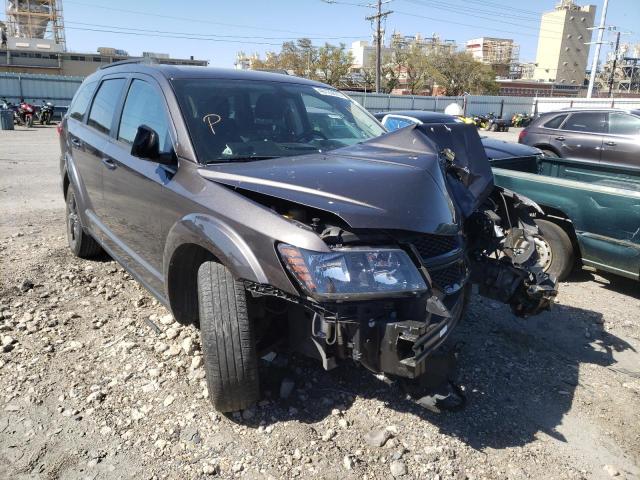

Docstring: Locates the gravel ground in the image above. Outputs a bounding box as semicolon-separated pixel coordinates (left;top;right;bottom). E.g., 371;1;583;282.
1;126;639;480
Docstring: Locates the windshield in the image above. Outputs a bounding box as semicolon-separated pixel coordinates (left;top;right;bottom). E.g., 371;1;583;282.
171;78;385;163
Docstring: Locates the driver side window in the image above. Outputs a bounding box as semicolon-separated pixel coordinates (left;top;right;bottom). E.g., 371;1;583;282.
118;79;172;155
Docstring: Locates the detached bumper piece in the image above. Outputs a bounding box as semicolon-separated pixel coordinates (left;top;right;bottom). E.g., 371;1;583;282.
470;257;556;317
379;316;457;379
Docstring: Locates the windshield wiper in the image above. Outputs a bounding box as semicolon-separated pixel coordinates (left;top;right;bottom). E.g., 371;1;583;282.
206;155;279;164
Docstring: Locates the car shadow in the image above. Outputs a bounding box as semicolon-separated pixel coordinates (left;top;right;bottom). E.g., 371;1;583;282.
566;269;639;300
236;295;634;451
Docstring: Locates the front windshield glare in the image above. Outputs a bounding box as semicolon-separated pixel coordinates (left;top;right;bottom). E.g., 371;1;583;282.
171;78;385;163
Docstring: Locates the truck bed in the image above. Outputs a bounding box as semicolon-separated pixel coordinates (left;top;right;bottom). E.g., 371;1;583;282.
490;155;640;280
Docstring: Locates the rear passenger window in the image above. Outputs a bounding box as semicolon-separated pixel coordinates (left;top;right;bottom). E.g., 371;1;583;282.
87;78;126;134
562;112;607;133
118;79;172;154
68;80;97;121
543;114;567;129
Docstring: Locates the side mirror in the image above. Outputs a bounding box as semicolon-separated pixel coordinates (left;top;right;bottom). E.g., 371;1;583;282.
131;125;160;160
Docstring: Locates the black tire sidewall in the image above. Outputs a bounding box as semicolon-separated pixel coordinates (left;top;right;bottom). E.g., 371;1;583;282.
65;186;82;256
198;262;259;412
534;219;574;280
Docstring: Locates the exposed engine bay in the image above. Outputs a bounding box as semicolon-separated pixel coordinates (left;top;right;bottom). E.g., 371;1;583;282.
200;122;558;380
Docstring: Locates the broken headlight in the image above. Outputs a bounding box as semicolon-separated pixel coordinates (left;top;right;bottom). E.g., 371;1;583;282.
278;244;427;299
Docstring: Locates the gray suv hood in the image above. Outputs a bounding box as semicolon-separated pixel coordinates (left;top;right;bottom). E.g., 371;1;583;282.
199;124;493;235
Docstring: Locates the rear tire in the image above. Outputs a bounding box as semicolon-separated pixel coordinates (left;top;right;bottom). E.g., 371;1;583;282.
66;185;102;258
198;261;259;412
533;219;575;281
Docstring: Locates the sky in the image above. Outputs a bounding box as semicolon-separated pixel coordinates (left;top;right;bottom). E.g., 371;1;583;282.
3;0;639;67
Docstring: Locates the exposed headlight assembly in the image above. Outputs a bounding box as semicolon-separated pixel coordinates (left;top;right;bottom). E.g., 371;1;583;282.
278;244;427;300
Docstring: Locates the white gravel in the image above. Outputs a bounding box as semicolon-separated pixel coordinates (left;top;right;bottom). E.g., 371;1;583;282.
1;126;639;479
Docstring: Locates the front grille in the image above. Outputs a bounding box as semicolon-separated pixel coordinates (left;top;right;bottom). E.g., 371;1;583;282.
410;234;459;259
429;262;466;292
408;234;466;293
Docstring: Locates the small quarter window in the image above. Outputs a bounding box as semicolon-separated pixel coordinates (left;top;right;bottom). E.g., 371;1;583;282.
68;80;97;121
543;114;567;129
87;78;126;134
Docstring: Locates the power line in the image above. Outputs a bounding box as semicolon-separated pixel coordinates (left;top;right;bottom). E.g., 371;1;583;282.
63;0;334;36
62;20;367;41
401;0;575;34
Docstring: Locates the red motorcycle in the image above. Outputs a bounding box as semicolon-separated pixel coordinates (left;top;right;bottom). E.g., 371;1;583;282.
16;99;35;128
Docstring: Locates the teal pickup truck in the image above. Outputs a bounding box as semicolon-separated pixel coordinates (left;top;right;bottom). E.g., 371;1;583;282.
491;155;640;281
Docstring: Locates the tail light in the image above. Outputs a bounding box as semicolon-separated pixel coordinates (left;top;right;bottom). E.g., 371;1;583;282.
56;123;63;136
518;129;528;143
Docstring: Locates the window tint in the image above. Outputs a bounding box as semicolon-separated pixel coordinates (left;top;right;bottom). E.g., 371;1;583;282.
87;78;126;134
68;80;97;121
562;112;607;133
543;114;567;129
608;113;640;136
118;79;172;154
384;116;417;131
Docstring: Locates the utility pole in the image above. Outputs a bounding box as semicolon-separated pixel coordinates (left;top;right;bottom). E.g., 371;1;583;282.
365;0;392;93
586;0;609;98
608;30;621;97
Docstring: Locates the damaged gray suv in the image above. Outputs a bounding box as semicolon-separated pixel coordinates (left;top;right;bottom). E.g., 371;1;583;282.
59;62;557;412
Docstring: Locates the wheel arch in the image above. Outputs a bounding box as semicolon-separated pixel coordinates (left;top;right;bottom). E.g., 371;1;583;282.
537;205;582;265
163;214;269;326
533;144;561;157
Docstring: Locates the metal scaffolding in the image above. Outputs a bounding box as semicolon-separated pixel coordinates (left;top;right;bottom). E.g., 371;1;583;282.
5;0;66;50
596;43;640;94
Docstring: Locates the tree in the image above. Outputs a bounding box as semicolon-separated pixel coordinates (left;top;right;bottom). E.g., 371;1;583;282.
426;52;499;96
391;44;430;94
316;43;354;87
249;39;353;87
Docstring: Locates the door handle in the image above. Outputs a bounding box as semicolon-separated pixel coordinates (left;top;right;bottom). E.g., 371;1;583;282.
605;141;616;146
70;137;82;147
101;157;117;170
554;136;565;141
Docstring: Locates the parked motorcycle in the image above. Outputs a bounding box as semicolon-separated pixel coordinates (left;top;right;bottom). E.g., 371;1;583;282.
16;99;35;128
484;112;509;132
511;112;532;128
472;114;489;129
37;100;55;125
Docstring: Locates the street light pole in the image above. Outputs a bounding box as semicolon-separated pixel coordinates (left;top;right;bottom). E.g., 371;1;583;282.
587;0;609;98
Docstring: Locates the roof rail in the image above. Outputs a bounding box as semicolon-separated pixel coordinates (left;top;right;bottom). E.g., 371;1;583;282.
99;57;158;70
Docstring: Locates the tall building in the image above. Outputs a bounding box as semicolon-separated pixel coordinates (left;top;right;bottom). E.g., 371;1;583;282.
533;0;596;86
465;37;519;78
389;32;457;56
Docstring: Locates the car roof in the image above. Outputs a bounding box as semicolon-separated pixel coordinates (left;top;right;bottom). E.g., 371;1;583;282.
374;110;457;123
90;61;330;88
542;107;640;115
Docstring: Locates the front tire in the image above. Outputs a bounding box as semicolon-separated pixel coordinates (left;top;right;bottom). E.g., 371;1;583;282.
533;219;575;280
198;262;259;412
66;185;102;258
26;115;33;128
